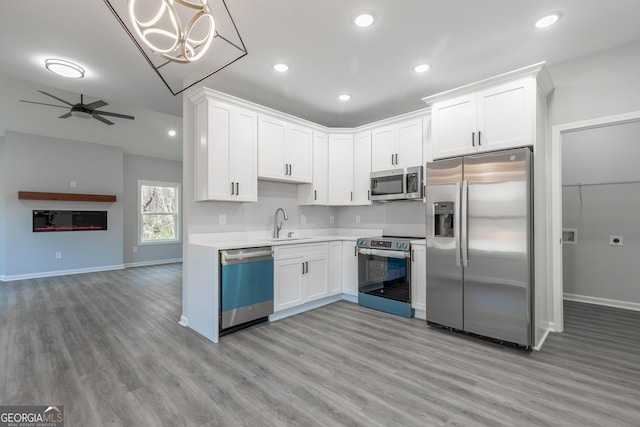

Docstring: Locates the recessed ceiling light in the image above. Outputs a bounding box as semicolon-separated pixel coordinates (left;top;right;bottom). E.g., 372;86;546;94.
354;13;375;27
44;58;85;78
414;64;431;73
338;94;351;101
273;63;289;72
168;129;177;137
535;14;559;29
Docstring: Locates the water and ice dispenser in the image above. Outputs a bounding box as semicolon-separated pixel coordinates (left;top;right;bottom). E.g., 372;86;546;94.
434;202;454;237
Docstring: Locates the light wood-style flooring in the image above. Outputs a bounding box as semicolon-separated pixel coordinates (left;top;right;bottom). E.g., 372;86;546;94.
1;264;639;426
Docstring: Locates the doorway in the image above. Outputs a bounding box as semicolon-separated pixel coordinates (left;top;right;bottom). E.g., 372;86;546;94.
550;111;640;332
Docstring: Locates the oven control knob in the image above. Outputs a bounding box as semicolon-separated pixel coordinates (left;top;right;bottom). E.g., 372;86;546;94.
401;242;407;249
395;242;400;248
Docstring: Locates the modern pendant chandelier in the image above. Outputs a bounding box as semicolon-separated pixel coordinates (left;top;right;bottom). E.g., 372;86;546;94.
128;0;216;64
103;0;247;96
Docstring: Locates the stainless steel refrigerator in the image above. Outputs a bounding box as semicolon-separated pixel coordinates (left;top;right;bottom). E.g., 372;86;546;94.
425;147;533;348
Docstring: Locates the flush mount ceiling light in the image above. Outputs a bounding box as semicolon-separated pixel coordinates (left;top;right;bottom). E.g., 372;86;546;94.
354;13;375;27
414;63;431;73
44;59;85;78
535;14;559;29
338;94;351;101
273;63;289;72
103;0;247;96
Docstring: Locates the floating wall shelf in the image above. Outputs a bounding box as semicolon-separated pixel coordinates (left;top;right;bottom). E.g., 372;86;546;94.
18;191;117;203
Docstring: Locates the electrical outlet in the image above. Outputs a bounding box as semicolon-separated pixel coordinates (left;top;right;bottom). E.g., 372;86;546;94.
55;252;63;259
610;236;623;246
329;215;335;224
300;214;306;224
355;215;361;224
132;246;138;253
219;214;226;225
70;180;77;188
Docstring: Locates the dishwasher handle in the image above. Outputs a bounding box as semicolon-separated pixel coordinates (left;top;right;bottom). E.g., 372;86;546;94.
220;247;273;265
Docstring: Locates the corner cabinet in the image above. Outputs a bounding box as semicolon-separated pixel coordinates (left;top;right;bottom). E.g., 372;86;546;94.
425;62;553;160
298;131;329;205
189;89;258;202
328;133;355;205
258;114;313;183
371;118;423;171
353;131;372;205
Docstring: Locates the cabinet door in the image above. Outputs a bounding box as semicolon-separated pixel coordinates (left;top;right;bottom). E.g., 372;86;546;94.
411;245;426;312
353;131;372;205
328;242;343;296
396;118;423;168
328;134;354;205
274;258;304;312
312;132;329;204
258;115;287;180
342;241;358;296
304;256;329;302
230;107;258;202
431;94;477;159
287;124;313;183
476;79;534;152
371;125;396;171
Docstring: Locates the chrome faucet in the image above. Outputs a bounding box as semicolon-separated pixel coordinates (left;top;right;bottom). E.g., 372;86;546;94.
273;208;289;238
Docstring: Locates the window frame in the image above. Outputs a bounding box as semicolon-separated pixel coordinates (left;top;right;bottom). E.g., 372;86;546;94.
137;179;181;245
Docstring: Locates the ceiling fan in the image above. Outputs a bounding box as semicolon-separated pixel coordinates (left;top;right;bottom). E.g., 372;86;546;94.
20;90;135;125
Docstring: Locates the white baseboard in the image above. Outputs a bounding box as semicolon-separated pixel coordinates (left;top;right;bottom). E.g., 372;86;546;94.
124;258;182;268
533;328;551;351
3;264;125;282
179;315;189;327
564;293;640;312
341;293;358;303
413;308;426;320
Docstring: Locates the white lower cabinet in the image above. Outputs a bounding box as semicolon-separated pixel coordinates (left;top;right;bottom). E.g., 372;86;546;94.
329;242;343;295
342;240;358;296
274;243;329;312
411;244;426;313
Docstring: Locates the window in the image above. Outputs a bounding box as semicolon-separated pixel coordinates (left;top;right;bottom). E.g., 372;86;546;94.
138;180;180;244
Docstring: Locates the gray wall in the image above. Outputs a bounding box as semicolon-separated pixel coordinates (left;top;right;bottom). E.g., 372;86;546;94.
562;121;640;304
3;131;124;278
0;136;5;278
336;202;425;238
123;153;183;266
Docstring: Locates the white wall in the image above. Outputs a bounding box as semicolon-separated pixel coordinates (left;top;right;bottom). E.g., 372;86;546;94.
562;121;640;305
3;131;124;278
123;154;183;266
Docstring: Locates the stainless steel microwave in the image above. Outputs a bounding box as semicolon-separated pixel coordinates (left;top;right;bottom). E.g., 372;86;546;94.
370;166;423;202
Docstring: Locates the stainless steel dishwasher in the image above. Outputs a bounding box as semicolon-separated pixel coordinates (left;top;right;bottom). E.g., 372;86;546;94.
219;246;274;335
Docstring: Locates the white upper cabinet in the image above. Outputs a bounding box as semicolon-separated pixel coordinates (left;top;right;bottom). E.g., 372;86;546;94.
425;63;554;161
190;93;257;202
298;131;329;205
371;118;423;171
353;131;372;205
328;133;354;205
258;114;312;183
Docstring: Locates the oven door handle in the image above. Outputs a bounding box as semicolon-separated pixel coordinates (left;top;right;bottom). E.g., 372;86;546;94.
356;248;410;258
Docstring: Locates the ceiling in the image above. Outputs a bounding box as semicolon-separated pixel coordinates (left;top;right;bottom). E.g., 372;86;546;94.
2;0;640;161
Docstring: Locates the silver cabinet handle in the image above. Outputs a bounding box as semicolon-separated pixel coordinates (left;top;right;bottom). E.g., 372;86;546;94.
395;153;399;165
472;132;475;147
284;164;288;175
350;191;353;201
478;130;482;146
411;249;415;262
391;154;394;165
368;190;370;200
306;261;309;274
289;164;292;176
314;190;317;201
231;182;235;195
236;182;239;195
302;262;305;275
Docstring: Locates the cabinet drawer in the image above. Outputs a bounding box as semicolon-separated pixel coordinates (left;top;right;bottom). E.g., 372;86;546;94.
274;242;328;260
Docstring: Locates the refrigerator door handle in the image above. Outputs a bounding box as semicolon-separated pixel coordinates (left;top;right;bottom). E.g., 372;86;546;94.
461;180;469;267
455;181;462;267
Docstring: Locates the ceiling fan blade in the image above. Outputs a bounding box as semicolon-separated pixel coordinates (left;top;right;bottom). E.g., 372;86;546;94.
59;112;72;119
84;100;108;110
92;110;135;120
92;114;114;125
19;100;69;109
37;90;75;107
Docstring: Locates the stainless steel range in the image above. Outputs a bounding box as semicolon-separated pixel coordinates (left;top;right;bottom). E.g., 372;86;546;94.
355;236;415;318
